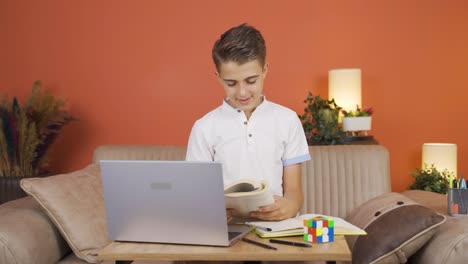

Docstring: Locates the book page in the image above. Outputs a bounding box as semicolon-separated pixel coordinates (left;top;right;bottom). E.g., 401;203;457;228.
224;180;274;216
254;227;303;238
224;180;259;194
247;218;302;232
225;188;274;217
246;214;366;237
297;214;366;235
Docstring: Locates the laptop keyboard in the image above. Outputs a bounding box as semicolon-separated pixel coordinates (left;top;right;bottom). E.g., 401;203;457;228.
228;231;242;240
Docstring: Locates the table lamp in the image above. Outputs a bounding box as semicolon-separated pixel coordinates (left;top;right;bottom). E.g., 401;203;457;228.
328;68;375;143
422;143;457;175
328;68;361;114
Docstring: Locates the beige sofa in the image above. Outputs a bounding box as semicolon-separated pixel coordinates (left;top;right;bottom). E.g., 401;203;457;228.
0;145;466;264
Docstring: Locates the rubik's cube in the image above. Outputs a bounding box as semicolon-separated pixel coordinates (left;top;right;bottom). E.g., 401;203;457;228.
303;216;334;243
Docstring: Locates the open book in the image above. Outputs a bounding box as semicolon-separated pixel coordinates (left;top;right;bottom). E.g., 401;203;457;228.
224;179;275;217
246;214;367;238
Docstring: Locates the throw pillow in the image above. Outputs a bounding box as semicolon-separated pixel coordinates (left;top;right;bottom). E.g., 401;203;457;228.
20;164;109;263
346;192;446;264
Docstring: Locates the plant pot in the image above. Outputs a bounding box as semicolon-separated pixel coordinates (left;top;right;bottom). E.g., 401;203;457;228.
342;116;372;132
0;176;32;205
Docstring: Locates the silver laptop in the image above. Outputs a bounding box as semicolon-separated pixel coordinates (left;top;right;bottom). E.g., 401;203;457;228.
100;160;252;246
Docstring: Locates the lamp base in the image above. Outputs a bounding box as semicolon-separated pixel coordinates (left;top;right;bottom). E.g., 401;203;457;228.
343;135;378;145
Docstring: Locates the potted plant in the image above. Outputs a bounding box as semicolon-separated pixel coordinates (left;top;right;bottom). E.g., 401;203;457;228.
0;81;76;204
341;105;374;136
299;91;344;145
409;164;452;194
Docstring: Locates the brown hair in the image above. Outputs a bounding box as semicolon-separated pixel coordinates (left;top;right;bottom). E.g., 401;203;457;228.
212;23;266;72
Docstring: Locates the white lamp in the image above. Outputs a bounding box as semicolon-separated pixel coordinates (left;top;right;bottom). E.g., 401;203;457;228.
328;68;362;112
422;143;457;175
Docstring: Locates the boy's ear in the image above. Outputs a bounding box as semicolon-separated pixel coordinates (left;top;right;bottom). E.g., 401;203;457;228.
215;71;224;86
215;71;222;81
263;63;269;77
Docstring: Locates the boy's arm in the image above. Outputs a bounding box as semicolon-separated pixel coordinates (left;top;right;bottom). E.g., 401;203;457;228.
186;121;213;161
249;163;303;221
282;163;304;215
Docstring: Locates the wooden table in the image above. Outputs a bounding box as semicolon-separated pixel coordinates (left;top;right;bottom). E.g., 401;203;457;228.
98;232;351;263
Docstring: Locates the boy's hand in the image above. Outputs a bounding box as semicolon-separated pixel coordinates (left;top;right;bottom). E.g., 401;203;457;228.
226;208;237;223
249;195;298;221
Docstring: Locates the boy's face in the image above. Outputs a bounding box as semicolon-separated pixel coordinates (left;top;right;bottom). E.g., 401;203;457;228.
216;59;268;116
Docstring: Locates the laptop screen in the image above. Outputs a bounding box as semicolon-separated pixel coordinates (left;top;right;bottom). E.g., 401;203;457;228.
100;160;249;246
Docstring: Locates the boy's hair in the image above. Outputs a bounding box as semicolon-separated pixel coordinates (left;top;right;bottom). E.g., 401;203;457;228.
212;23;266;72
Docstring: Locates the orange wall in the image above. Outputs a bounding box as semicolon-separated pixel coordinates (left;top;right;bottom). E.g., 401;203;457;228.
2;0;468;192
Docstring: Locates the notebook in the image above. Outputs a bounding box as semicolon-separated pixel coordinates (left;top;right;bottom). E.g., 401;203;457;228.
100;160;252;246
246;214;367;238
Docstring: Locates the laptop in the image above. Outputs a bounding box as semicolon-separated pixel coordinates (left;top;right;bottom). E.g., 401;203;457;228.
99;160;252;246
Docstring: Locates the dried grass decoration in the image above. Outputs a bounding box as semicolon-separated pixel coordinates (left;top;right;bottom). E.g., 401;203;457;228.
0;81;76;177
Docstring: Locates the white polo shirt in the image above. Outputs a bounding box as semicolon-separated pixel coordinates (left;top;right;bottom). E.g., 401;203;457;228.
186;97;311;196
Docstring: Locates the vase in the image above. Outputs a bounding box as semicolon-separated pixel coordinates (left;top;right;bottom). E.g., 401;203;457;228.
342;116;372;132
0;176;32;205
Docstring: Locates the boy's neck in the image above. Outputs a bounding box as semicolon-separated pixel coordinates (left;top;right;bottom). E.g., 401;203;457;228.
243;96;264;120
224;96;265;120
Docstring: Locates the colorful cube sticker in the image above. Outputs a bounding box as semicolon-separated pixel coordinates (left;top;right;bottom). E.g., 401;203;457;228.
303;216;335;243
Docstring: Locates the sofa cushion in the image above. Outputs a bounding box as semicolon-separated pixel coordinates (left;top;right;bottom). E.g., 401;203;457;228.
20;164;109;263
346;192;446;264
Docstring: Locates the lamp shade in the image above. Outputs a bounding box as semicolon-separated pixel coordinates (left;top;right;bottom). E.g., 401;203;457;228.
422;143;457;175
328;68;361;111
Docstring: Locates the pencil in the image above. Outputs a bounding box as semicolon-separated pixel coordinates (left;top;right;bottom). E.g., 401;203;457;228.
242;237;277;250
269;239;312;248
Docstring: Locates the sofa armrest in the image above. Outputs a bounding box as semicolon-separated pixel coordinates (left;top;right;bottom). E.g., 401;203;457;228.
401;190;468;263
0;197;70;264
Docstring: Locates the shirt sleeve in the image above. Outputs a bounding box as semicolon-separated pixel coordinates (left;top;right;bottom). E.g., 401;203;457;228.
186;120;214;161
282;114;311;166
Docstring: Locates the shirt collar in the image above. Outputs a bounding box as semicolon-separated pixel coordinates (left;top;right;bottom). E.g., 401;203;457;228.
222;95;268;113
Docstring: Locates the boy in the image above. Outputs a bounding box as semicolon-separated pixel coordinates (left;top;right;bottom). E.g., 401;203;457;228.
186;23;310;222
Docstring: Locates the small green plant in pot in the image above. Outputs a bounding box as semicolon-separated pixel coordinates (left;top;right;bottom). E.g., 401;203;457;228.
409;164;453;194
341;105;374;136
299;91;344;145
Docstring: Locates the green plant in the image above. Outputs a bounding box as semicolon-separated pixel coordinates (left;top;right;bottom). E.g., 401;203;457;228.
409;164;453;194
342;105;374;117
0;81;76;177
299;91;344;145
